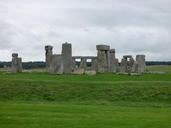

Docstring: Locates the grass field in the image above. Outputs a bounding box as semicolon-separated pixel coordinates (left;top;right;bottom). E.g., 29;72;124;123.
0;66;171;128
146;65;171;73
0;102;170;128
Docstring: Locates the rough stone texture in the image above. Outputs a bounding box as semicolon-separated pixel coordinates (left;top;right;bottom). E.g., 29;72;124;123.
120;55;145;74
17;58;22;72
114;58;119;72
109;49;117;72
72;56;97;71
131;61;137;73
79;58;87;69
127;57;134;73
136;55;145;73
120;55;134;73
96;45;110;51
49;54;63;74
62;42;72;74
91;58;97;71
45;45;64;74
96;45;110;73
120;58;127;72
72;68;85;75
85;70;96;75
71;58;77;71
44;43;146;75
45;45;53;69
11;53;22;73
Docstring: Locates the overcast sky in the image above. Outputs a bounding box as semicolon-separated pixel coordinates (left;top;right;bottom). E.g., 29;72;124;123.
0;0;171;61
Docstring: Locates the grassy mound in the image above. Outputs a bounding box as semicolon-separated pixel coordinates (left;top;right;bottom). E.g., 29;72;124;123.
0;72;170;106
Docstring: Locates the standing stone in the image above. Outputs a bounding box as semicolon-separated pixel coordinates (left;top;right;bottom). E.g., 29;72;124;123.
127;56;134;74
17;58;22;72
91;58;97;71
45;45;53;69
136;55;145;73
114;58;119;72
96;45;110;73
62;42;72;73
120;57;127;73
49;54;63;74
11;53;22;73
79;58;87;69
109;49;117;72
120;55;134;73
71;58;77;71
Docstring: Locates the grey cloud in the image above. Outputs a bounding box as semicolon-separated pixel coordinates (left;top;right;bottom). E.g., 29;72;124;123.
0;0;171;61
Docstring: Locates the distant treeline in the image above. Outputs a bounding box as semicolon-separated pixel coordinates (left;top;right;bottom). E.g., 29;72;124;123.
0;61;46;69
145;61;171;66
0;61;170;69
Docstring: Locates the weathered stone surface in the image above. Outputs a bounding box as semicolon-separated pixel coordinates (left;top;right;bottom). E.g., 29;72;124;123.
91;58;97;71
45;45;53;69
96;45;110;51
45;43;73;74
130;73;141;76
72;68;85;75
120;58;127;72
11;53;22;73
85;70;96;75
114;58;119;72
44;43;146;75
49;54;63;74
96;45;110;73
79;58;87;69
71;58;77;71
62;42;72;74
17;58;22;72
109;49;117;72
136;55;145;73
120;55;134;73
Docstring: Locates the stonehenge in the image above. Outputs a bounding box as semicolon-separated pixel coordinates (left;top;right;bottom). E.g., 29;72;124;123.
45;42;73;74
9;43;145;74
96;45;110;73
11;53;22;73
45;43;146;74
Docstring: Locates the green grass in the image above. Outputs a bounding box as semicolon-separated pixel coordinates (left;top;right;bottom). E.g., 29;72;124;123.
0;71;171;128
0;102;170;128
146;65;171;73
0;72;171;104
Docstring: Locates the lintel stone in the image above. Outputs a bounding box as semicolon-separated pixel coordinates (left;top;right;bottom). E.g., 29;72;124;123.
96;45;110;51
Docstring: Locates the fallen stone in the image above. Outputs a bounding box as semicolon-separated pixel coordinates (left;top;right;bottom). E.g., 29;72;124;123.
72;68;85;75
85;70;96;75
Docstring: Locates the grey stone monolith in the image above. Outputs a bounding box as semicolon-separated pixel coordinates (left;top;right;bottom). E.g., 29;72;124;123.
120;55;134;73
62;42;72;73
120;57;127;72
49;54;63;74
45;45;53;69
96;45;110;73
114;58;119;72
79;58;87;69
17;57;22;72
91;58;97;71
136;55;145;73
109;49;117;72
11;53;22;73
